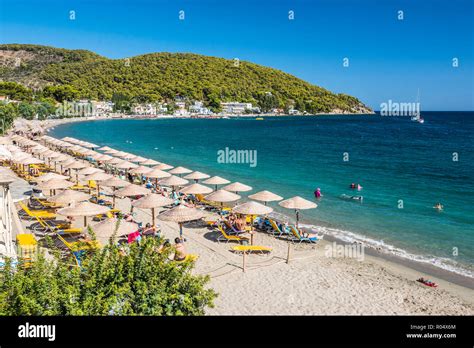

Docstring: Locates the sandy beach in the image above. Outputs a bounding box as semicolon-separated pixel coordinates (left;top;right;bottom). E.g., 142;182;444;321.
8;171;472;315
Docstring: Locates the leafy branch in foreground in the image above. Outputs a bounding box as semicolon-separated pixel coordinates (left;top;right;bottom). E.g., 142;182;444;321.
0;237;217;315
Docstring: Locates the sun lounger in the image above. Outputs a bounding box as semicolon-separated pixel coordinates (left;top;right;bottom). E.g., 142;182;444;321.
224;220;247;235
18;201;56;220
232;245;272;254
174;254;198;263
31;215;82;235
268;219;291;238
289;225;320;244
55;233;100;252
216;224;249;244
30;197;62;210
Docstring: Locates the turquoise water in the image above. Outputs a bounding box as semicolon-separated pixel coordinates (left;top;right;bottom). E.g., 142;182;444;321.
50;112;474;276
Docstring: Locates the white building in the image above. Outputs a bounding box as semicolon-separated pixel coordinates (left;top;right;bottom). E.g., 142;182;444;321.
189;101;211;115
174;101;189;116
220;102;253;114
132;103;157;115
92;101;114;116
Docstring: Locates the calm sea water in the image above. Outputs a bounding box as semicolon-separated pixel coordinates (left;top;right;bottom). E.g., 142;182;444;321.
50;112;474;277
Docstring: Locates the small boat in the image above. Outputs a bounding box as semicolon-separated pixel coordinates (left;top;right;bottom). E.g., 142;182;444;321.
255;117;264;120
411;89;424;124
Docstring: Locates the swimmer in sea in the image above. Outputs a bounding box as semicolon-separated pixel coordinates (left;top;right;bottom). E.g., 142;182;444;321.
433;203;443;211
314;187;322;198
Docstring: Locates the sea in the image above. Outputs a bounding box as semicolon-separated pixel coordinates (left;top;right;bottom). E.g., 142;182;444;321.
50;112;474;278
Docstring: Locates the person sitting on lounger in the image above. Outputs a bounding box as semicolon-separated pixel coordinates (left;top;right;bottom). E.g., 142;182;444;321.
174;237;187;261
157;239;171;253
235;215;247;231
142;223;157;237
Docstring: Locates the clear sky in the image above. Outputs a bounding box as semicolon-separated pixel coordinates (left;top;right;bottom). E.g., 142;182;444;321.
0;0;473;110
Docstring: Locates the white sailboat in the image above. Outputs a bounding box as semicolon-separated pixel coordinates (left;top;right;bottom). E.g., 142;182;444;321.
411;89;424;124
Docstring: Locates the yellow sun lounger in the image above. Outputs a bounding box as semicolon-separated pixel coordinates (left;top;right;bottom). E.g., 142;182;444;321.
232;245;272;254
174;254;198;263
16;233;37;268
216;224;249;244
33;215;82;235
18;202;56;220
56;233;100;252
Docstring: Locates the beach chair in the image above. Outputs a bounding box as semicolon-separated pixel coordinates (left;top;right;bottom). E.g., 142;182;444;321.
232;245;272;255
55;233;100;252
216;224;249;244
174;254;198;263
18;201;56;220
224;220;247;235
16;234;37;268
268;219;291;239
289;225;320;244
30;197;62;210
31;215;82;235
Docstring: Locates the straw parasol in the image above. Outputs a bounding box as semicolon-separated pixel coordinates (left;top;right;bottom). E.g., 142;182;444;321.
114;151;128;157
129;166;152;175
141;158;159;166
278;196;317;227
183;171;210;182
145;168;171;179
169;166;192;175
114;160;138;169
37;178;74;192
77;167;103;176
99;146;113;151
205;189;240;212
132;194;174;226
158;175;188;191
179;183;213;195
232;201;273;245
115;184;150;197
278;196;317;264
87;218;138;244
153;163;174;170
48;189;90;205
100;177;130;207
104;157;123;165
65;160;89;183
84;172;114;196
158;204;204;238
34;172;70;182
104;149;119;155
57;201;110;226
119;153;136;160
203;175;230;188
222;182;253;193
129;155;148;164
248;190;283;205
20;157;44;165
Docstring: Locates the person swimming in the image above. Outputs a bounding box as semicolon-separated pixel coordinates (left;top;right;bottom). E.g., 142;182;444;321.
434;203;444;211
350;183;356;189
314;187;322;198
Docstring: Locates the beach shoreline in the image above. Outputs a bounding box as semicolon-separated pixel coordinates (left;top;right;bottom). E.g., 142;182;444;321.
36;117;474;289
6;131;474;315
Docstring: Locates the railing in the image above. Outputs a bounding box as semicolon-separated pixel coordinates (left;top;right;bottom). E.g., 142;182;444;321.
0;182;17;259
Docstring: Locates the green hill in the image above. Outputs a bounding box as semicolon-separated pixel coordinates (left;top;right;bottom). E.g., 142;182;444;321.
0;44;372;114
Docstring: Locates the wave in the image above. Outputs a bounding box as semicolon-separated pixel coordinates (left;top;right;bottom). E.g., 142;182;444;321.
300;223;474;279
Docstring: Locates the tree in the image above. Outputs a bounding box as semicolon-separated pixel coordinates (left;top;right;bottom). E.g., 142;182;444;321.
18;102;36;120
0;103;18;134
42;85;79;102
0;82;33;101
0;236;217;315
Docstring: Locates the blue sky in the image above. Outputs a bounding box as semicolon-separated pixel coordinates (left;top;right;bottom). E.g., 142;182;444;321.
0;0;472;110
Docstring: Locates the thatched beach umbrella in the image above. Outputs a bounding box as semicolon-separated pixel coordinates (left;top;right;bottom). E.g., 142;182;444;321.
57;201;110;226
129;165;152;175
99;146;113;151
65;160;89;183
278;196;317;264
153;163;174;170
100;177;130;207
114;151;128;158
37;179;74;194
115;160;138;169
179;183;213;195
132;194;174;227
183;171;210;183
115;184;151;212
104;149;119;155
169;166;192;176
202;175;230;190
104;157;123;165
141;158;159;166
78;167;103;176
232;200;273;248
144;168;171;189
87;218;139;245
84;172;113;196
158;175;188;191
222;182;253;194
48;189;90;206
205;189;240;212
248;190;283;206
278;196;317;228
158;204;204;239
129;155;148;164
34;172;70;182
